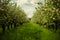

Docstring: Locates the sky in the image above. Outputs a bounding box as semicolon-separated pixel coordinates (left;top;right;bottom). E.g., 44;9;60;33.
13;0;44;18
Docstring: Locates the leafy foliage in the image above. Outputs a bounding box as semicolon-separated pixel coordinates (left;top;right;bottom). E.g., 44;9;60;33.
32;0;60;31
0;0;27;32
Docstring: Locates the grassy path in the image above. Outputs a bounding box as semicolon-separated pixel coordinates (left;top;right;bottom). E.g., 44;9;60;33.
0;22;59;40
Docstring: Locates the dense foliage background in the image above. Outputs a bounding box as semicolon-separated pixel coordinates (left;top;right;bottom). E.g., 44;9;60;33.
0;0;27;32
32;0;60;31
0;0;60;40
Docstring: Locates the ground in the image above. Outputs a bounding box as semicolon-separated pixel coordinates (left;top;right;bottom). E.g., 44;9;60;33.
0;22;60;40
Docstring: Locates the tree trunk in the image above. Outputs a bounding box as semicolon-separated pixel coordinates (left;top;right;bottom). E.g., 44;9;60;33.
20;22;23;25
2;24;5;32
7;24;10;30
14;23;16;28
11;23;12;28
55;23;58;31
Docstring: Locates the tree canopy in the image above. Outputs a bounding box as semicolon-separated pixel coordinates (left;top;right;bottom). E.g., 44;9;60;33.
0;0;27;32
32;0;60;31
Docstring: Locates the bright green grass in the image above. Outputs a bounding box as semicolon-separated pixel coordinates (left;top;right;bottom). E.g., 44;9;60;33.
0;22;59;40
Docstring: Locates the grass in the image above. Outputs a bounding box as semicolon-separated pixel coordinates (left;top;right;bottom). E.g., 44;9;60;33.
0;22;59;40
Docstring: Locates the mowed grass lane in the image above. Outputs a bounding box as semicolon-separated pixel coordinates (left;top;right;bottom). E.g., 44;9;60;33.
0;22;59;40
